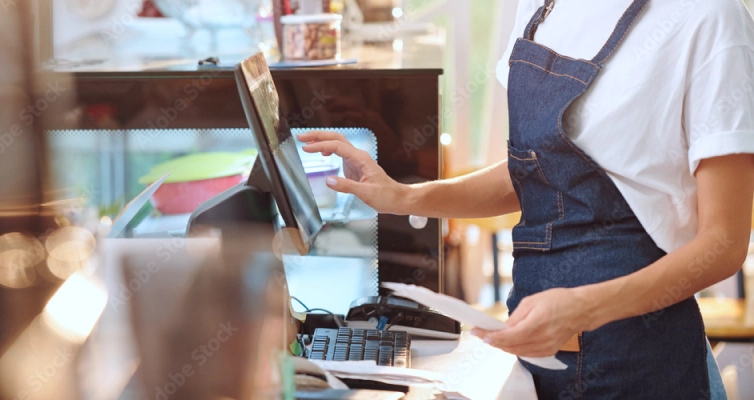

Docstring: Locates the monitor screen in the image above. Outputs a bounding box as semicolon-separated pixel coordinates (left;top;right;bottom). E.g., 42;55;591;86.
235;53;323;255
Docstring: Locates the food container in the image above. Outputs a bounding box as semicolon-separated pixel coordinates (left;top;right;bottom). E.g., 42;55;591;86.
281;13;342;60
139;151;256;215
303;160;340;208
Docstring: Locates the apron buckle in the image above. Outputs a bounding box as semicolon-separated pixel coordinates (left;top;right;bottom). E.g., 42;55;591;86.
543;1;555;20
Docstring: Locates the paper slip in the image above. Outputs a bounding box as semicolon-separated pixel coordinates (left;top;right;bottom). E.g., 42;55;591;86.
309;360;445;389
382;282;567;370
293;357;349;389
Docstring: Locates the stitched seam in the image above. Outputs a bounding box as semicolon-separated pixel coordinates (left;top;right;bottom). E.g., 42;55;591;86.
513;221;552;247
577;334;584;396
509;153;535;161
556;76;602;170
557;191;564;221
531;153;551;184
510;60;589;85
593;0;649;65
519;39;602;70
513;245;549;251
692;299;712;396
524;6;547;41
510;174;526;227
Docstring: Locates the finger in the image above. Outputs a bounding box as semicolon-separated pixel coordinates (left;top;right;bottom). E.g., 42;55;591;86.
297;130;348;144
325;176;365;196
302;141;367;166
484;322;538;348
471;328;489;337
505;344;559;358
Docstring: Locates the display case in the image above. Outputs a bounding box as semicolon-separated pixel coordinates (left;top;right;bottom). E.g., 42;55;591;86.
44;62;443;311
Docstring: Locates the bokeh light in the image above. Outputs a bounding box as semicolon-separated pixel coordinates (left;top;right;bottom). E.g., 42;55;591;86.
0;233;44;288
42;272;108;343
45;226;96;280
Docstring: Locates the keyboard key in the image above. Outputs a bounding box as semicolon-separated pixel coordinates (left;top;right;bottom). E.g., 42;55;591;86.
393;356;409;368
307;328;411;368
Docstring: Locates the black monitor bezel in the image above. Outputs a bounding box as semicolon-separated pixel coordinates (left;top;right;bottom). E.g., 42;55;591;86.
234;54;322;254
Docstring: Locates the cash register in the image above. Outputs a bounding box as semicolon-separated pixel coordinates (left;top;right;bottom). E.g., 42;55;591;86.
186;53;461;374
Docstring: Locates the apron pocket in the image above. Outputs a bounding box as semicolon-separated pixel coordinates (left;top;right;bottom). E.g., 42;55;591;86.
508;141;564;251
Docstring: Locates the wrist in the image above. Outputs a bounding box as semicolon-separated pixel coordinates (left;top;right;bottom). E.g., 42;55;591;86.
573;285;614;332
391;183;416;215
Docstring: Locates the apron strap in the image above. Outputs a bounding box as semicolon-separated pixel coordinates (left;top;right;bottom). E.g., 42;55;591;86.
591;0;650;66
522;0;650;66
523;0;554;41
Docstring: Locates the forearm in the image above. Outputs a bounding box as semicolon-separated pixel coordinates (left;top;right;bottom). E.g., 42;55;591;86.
576;228;749;332
576;155;754;331
396;160;520;218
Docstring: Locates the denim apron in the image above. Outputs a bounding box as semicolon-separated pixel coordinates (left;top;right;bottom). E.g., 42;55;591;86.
505;1;723;398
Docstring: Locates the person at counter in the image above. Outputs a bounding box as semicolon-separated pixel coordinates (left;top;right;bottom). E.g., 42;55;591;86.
299;0;754;398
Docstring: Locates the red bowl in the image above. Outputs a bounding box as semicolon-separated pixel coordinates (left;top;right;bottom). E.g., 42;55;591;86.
150;174;246;215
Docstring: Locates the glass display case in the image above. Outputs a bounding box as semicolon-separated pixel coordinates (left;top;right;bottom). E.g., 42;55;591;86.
45;63;443;310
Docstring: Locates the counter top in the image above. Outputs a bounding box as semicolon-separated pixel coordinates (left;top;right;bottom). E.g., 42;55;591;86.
699;298;754;341
46;18;444;77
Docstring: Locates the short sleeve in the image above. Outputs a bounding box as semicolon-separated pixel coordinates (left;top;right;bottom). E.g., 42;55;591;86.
496;0;539;88
684;45;754;174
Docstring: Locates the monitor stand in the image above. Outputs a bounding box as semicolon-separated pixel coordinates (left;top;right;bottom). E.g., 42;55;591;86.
186;158;277;237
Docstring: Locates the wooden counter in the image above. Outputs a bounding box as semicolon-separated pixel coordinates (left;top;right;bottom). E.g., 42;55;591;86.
699;298;754;342
478;299;754;343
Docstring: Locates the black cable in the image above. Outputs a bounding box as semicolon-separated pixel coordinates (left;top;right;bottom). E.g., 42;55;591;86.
385;312;404;331
297;336;308;357
306;308;344;328
290;296;310;311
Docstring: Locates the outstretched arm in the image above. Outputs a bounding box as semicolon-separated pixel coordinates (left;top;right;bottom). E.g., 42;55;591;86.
298;130;520;218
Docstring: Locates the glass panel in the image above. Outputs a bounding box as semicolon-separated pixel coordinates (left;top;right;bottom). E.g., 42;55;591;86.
47;128;257;236
287;127;379;312
47;126;380;311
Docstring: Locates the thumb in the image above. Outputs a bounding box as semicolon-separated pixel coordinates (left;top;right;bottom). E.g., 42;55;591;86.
506;303;533;327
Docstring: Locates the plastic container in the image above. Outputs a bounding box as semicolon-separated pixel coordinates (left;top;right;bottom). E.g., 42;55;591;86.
304;160;340;208
281;13;342;60
139;151;256;215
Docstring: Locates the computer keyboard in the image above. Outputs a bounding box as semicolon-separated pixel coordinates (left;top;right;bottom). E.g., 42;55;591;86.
308;327;411;368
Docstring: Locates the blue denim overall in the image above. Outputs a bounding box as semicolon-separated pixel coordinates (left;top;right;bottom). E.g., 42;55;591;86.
506;1;724;398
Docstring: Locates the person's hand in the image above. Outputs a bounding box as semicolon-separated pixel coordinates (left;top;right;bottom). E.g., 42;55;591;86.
472;288;595;357
297;130;407;214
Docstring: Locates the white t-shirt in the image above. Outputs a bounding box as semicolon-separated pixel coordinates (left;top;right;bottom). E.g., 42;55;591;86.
497;0;754;253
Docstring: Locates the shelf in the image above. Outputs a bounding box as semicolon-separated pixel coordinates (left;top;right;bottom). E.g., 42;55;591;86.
131;191;376;238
